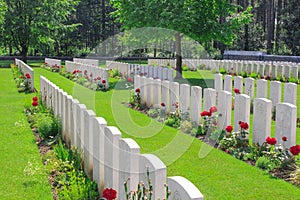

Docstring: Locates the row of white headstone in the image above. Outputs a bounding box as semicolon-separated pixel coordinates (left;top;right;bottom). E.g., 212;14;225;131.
45;58;61;67
148;58;176;68
39;76;204;200
65;61;109;89
106;61;174;81
148;58;300;79
214;74;297;108
73;58;99;67
15;58;34;91
134;75;297;148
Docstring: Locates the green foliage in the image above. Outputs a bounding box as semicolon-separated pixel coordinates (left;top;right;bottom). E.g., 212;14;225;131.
36;114;61;140
180;120;193;134
209;130;225;142
255;156;276;172
110;69;122;78
241;71;248;78
250;72;259;79
182;65;189;71
288;77;298;84
219;68;227;75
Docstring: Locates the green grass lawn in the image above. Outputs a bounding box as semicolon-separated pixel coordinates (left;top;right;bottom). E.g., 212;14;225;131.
33;68;300;200
0;69;52;200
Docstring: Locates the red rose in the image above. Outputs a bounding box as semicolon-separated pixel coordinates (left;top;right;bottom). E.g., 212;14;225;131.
127;77;133;82
32;101;38;107
135;88;140;93
25;73;31;79
72;70;77;74
234;88;240;94
102;80;106;84
161;102;165;107
209;106;217;113
225;125;233;133
84;70;87;75
225;149;230;154
103;188;117;200
32;96;38;102
239;122;249;130
97;76;101;80
90;73;93;77
200;111;211;117
290;145;300;156
266;136;277;145
282;136;287;141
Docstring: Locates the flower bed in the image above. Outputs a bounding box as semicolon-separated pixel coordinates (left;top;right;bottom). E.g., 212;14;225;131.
11;64;33;93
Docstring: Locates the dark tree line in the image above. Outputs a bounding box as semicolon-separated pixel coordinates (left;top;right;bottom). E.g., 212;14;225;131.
232;0;300;55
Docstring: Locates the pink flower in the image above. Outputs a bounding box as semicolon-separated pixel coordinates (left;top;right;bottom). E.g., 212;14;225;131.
127;77;133;82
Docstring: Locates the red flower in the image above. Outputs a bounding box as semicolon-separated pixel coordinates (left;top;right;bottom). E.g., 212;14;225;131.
102;80;106;84
225;149;230;154
19;75;23;79
103;188;117;200
200;111;211;117
225;125;233;133
135;88;140;93
97;76;101;80
72;70;77;74
290;145;300;156
234;88;240;94
209;106;217;113
161;102;165;107
32;101;38;107
90;73;93;77
239;121;249;130
127;77;133;82
282;136;287;142
32;96;38;102
25;73;31;79
84;70;87;75
266;136;277;145
94;78;97;81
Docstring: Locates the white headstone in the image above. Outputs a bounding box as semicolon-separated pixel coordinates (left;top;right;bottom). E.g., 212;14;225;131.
218;91;232;130
275;103;297;148
190;86;202;123
139;154;166;199
234;76;243;93
244;78;254;99
214;73;223;92
118;138;140;199
180;84;191;114
224;75;232;92
93;117;107;194
234;94;250;132
153;79;162;108
284;83;297;105
168;176;204;200
270;81;282;112
253;98;272;145
104;126;121;189
161;80;170;113
203;88;216;111
256;79;268;98
170;82;180;113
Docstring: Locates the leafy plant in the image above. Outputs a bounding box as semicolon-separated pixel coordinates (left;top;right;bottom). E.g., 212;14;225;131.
255;156;276;172
250;72;259;79
180;120;193;134
219;68;226;75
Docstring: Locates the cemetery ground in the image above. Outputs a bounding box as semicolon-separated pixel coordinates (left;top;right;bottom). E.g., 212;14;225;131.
33;66;300;199
1;62;300;199
0;69;52;199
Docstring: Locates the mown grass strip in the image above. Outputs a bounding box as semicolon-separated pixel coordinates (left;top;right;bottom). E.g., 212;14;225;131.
0;68;52;200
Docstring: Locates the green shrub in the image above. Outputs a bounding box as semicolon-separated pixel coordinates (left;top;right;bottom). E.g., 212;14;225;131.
182;65;189;71
219;68;226;75
255;156;276;171
37;115;61;140
209;130;225;142
288;77;298;84
241;71;248;78
250;72;259;79
110;69;121;78
147;108;160;119
89;83;98;91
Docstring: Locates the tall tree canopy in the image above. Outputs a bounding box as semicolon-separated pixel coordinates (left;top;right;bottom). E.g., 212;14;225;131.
111;0;251;77
2;0;80;62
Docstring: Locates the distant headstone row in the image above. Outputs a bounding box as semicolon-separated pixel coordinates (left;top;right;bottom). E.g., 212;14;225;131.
73;58;99;67
106;61;174;82
65;61;109;89
135;75;297;148
148;59;300;79
15;58;34;91
40;76;204;200
45;58;61;67
214;74;297;107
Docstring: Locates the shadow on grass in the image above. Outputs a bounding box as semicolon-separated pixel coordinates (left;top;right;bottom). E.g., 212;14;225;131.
23;181;38;188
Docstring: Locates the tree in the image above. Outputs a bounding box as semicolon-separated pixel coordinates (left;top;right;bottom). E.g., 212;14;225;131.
111;0;251;78
2;0;80;62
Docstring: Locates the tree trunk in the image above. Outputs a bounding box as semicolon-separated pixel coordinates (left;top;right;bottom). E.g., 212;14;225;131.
275;0;282;52
175;32;182;79
267;0;274;54
21;46;28;63
244;0;249;50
